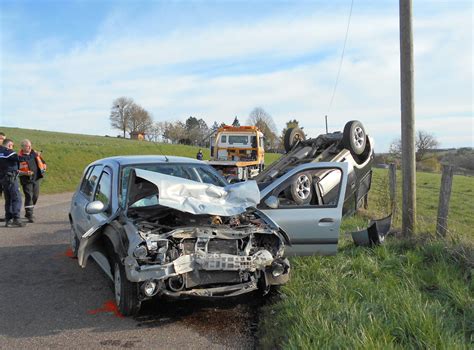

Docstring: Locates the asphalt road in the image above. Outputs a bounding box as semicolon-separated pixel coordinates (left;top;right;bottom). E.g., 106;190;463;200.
0;193;259;349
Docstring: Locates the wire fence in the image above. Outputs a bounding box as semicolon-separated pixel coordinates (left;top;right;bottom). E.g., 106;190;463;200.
367;167;473;240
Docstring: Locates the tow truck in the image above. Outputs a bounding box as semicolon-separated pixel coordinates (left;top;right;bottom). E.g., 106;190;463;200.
208;125;265;181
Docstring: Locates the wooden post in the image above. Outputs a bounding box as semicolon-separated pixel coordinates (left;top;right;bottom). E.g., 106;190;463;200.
389;163;397;217
400;0;416;236
436;164;454;237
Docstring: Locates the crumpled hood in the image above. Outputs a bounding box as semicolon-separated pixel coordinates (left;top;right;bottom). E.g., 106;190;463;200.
131;168;261;216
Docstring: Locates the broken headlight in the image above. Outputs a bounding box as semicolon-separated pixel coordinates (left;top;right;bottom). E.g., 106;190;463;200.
133;245;148;259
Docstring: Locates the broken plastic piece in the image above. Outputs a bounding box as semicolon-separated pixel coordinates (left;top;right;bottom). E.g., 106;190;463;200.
351;214;392;247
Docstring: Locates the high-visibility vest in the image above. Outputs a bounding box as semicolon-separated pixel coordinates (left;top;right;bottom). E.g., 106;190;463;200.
19;150;46;175
19;160;29;173
36;153;47;172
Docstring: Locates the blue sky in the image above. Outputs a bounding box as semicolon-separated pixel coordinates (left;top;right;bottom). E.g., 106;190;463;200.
1;0;472;151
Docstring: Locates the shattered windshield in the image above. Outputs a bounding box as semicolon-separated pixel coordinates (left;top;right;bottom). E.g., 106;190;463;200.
120;163;227;207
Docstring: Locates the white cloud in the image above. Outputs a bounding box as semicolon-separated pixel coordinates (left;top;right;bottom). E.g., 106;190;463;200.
0;4;471;151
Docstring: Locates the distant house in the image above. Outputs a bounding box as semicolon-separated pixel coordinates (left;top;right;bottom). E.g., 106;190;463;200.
130;131;145;141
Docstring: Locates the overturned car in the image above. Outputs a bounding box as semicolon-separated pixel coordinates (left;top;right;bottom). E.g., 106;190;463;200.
256;120;374;216
70;156;348;315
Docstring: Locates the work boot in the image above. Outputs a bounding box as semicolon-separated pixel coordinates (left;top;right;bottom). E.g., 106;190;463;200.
5;219;11;227
9;219;25;228
26;215;35;223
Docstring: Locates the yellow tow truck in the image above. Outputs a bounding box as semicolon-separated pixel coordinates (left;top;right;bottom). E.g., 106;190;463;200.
208;125;265;181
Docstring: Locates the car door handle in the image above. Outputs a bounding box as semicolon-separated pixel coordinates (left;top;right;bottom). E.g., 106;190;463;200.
318;218;335;225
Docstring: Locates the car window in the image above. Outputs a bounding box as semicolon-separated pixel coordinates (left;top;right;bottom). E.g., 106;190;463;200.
228;135;248;145
188;165;227;186
265;168;342;208
80;165;103;200
79;166;94;194
130;194;159;208
220;135;227;143
94;170;112;212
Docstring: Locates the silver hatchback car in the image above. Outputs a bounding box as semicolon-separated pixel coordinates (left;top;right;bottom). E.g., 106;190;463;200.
69;155;348;315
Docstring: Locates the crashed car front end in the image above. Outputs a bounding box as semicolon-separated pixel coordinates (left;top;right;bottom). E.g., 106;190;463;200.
89;167;290;300
122;208;290;299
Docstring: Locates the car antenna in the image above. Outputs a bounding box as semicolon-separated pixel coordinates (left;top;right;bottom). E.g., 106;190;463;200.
154;139;169;162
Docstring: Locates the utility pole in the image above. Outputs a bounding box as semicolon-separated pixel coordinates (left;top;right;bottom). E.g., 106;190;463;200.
399;0;416;236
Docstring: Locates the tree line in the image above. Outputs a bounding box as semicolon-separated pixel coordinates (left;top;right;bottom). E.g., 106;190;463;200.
109;96;301;151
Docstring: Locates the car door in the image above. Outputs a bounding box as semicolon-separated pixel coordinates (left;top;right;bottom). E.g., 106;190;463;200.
258;162;348;256
77;167;115;268
71;165;103;235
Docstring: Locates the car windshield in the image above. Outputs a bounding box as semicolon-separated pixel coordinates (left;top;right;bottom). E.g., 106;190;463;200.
121;163;227;207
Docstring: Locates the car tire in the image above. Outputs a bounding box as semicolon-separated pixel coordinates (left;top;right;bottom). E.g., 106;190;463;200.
284;127;305;153
113;256;141;316
343;121;367;156
70;225;79;258
287;173;313;205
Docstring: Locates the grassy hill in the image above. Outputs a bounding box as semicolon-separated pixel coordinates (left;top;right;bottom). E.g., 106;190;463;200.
2;126;472;348
1;127;280;193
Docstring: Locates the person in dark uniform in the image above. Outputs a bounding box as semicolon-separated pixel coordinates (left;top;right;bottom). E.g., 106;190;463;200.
0;139;25;227
196;149;203;160
18;139;46;223
0;132;6;198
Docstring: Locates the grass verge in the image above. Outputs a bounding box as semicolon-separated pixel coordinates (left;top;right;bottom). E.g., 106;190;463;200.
258;235;473;349
257;168;473;349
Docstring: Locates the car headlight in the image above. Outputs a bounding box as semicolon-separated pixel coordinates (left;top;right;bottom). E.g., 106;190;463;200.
133;245;148;259
143;280;158;297
271;261;286;277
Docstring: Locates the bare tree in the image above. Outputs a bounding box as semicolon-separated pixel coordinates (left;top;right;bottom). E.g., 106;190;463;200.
146;122;164;142
163;121;187;144
389;130;440;162
110;97;134;138
416;130;440;161
247;107;279;150
128;104;153;134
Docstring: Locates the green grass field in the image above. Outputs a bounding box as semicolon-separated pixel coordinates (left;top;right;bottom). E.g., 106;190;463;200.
3;127;473;348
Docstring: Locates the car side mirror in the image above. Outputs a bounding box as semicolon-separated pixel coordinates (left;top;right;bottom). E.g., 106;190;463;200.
264;195;279;209
85;200;105;214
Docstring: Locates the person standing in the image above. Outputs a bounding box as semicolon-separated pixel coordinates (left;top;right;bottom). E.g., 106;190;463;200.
0;139;25;227
18;139;46;223
0;132;6;198
196;149;203;160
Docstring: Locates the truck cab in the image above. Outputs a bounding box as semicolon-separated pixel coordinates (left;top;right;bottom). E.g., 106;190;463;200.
209;125;265;181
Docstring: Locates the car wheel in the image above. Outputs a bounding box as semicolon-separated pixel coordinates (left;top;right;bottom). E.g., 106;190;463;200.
284;127;305;153
113;256;141;316
343;120;367;156
70;225;79;258
288;173;313;205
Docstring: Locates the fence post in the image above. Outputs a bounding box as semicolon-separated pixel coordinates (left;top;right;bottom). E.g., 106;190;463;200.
389;163;397;217
436;164;454;237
